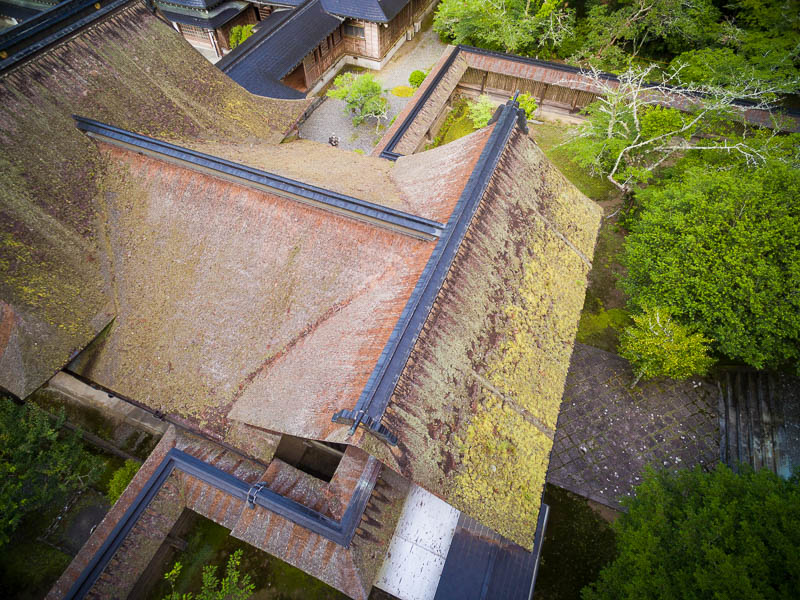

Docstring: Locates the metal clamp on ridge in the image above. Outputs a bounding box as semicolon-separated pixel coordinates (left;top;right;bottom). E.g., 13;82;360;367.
246;481;268;508
331;409;398;446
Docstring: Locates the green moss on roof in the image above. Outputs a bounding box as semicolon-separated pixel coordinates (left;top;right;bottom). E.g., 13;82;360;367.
0;3;307;397
363;130;602;549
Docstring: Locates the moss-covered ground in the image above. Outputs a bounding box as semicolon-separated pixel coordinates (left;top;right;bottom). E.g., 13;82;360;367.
530;122;630;352
146;515;349;600
535;484;618;599
428;99;478;149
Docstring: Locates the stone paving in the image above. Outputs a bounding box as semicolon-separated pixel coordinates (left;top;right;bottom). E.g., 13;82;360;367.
546;343;720;511
299;22;446;152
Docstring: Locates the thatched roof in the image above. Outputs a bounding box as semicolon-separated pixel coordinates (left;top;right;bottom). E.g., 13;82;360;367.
0;3;308;397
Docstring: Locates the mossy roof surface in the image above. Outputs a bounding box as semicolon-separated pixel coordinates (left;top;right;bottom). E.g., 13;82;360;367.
0;4;306;398
361;130;602;549
71;145;437;440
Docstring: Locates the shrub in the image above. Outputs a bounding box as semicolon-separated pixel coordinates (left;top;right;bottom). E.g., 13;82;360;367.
583;465;800;600
467;94;496;128
409;69;427;87
619;306;714;386
516;92;538;119
327;72;388;127
106;459;140;505
162;549;254;600
0;397;102;547
228;25;254;49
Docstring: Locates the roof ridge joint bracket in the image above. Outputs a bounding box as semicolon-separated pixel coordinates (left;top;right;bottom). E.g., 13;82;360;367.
331;409;398;445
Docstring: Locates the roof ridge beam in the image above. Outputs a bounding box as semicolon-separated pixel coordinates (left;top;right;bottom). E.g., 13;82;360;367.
333;96;528;445
74;116;444;241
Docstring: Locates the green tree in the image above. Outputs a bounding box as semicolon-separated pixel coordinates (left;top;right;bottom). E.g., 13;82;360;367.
106;459;140;505
619;306;714;386
0;397;102;547
571;0;720;70
467;94;496;128
228;25;254;49
621;160;800;371
564;64;790;192
326;72;388;128
583;464;800;600
162;549;255;600
433;0;574;56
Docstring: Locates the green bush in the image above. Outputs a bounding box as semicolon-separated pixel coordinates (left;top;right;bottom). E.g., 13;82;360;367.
163;549;254;600
619;306;714;386
0;398;102;547
106;459;140;505
467;94;496;129
409;69;427;87
229;24;254;49
515;92;538;119
327;72;388;127
583;465;800;600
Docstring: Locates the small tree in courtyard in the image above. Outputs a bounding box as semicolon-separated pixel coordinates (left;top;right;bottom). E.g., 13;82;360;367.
162;549;254;600
619;306;713;386
468;94;496;128
0;396;102;547
327;72;388;129
583;464;800;600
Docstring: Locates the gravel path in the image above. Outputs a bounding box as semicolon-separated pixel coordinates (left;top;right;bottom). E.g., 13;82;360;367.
299;21;446;152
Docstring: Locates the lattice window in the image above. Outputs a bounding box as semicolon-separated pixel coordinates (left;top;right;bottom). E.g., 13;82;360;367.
343;24;365;38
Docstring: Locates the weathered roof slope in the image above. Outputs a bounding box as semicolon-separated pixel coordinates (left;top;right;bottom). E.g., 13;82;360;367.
71;144;436;441
361;128;602;549
0;3;306;398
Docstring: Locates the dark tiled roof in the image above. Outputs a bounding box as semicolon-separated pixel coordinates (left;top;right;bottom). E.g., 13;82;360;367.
434;508;548;600
156;0;223;11
0;1;44;22
321;0;408;22
159;1;248;29
219;1;340;97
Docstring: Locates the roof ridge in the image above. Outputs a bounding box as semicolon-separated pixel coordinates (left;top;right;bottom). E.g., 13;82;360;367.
332;98;528;445
74;116;445;240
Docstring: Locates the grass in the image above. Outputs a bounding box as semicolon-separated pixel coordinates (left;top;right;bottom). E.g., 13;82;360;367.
535;484;618;600
529;123;618;204
530;122;631;352
148;514;349;600
390;85;415;97
577;307;632;353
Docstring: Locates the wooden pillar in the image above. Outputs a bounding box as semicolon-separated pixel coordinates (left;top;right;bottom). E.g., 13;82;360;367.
571;91;580;112
480;71;488;94
208;29;222;58
539;83;549;105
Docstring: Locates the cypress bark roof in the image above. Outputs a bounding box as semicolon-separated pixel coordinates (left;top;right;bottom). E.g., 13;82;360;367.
0;3;307;398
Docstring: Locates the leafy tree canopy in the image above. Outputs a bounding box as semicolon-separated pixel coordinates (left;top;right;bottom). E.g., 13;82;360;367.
327;72;388;128
621;158;800;371
434;0;574;55
583;464;800;600
0;397;102;547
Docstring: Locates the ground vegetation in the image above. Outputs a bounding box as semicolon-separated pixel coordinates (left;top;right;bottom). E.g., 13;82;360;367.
583;465;800;599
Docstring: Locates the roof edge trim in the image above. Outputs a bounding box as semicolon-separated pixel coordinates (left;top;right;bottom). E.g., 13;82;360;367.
332;97;526;445
74;116;444;240
64;448;382;599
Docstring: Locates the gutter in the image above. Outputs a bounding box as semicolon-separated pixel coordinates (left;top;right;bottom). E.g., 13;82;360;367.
74;116;445;241
64;448;381;599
